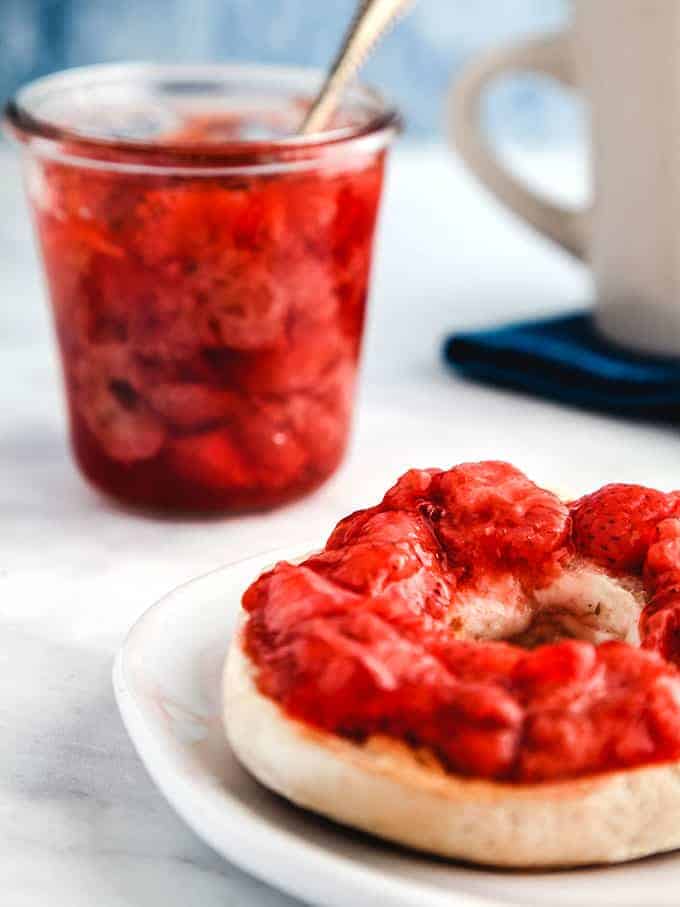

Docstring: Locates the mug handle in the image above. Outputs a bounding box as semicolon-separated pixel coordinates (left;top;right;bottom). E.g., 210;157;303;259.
449;32;588;261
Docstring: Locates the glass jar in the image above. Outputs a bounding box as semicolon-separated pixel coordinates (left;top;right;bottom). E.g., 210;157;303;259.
5;63;399;511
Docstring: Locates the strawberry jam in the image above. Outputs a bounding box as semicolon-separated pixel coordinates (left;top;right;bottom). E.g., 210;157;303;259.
244;463;680;783
7;64;398;511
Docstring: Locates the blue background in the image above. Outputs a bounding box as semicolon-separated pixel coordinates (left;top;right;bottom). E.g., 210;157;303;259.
1;0;578;143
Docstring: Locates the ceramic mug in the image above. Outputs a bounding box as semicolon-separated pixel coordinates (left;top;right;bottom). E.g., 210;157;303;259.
451;0;680;357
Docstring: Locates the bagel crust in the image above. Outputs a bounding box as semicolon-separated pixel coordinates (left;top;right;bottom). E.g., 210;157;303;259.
225;630;680;869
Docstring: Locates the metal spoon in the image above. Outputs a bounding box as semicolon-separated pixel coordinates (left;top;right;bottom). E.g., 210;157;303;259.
299;0;415;136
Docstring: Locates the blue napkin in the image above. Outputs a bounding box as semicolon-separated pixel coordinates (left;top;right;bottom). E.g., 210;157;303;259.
444;313;680;420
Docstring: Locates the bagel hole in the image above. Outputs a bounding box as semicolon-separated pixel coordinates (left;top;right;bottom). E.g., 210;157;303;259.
508;568;645;650
510;612;591;649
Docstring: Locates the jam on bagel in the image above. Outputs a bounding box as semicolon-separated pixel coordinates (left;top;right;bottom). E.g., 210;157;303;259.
242;462;680;783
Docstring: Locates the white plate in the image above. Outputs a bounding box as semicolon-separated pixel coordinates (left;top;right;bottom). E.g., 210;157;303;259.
113;546;680;907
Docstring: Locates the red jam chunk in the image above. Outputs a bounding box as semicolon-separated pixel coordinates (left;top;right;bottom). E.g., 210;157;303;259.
244;462;680;783
30;121;385;510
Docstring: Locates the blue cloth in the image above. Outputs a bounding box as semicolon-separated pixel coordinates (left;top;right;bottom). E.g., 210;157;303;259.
444;313;680;421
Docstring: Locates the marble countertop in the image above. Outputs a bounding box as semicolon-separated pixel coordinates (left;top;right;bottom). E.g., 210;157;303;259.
3;144;679;906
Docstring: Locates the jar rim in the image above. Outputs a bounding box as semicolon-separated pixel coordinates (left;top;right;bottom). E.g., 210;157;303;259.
4;62;402;173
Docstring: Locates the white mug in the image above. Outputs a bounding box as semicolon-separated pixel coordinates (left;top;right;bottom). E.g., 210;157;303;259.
451;0;680;357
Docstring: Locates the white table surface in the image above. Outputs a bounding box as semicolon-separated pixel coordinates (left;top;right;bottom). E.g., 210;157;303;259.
3;144;680;906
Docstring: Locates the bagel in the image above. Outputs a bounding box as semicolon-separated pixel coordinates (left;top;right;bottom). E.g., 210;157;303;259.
223;461;680;867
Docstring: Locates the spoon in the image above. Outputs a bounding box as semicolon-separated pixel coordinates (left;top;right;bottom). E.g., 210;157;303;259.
299;0;415;136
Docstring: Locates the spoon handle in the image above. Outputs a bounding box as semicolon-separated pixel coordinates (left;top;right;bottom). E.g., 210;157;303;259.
299;0;414;136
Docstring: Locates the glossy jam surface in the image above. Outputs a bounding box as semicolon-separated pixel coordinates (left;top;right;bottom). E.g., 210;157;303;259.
244;462;680;783
30;119;385;510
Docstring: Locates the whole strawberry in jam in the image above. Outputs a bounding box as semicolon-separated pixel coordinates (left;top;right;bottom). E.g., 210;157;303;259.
571;484;680;571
